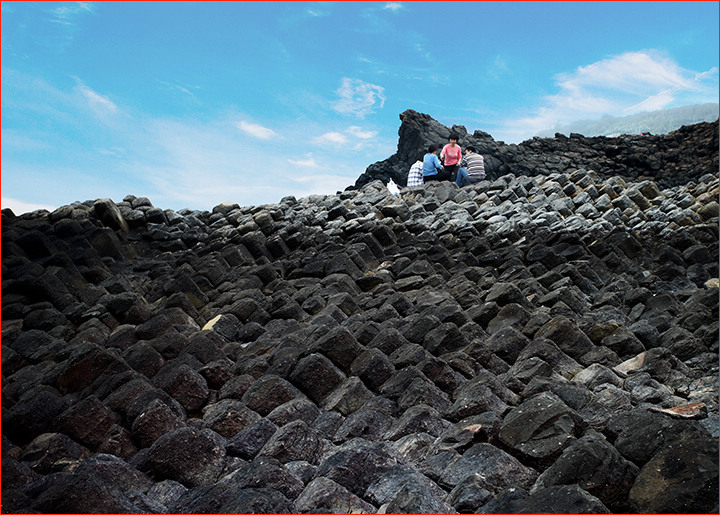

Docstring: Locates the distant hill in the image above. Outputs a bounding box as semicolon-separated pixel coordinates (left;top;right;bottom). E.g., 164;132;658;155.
536;103;719;138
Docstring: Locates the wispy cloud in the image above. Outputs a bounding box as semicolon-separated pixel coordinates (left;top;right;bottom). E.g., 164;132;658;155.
288;154;319;168
2;68;379;211
312;126;379;149
332;78;386;118
488;55;509;80
624;89;677;114
347;126;377;139
40;1;95;50
555;51;693;98
307;5;332;18
315;132;348;145
50;1;93;24
384;2;403;13
157;80;200;99
237;121;278;140
496;50;719;142
133;119;366;206
75;82;118;116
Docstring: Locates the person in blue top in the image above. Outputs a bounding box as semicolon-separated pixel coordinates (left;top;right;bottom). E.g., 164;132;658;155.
423;144;452;182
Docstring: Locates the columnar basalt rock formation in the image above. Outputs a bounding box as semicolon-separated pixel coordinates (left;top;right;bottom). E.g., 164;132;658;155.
353;110;719;190
2;116;719;513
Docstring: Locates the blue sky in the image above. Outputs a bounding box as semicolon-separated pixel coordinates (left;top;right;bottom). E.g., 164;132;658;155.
2;1;718;214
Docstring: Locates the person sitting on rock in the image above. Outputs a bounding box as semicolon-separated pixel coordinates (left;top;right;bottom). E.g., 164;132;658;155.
440;133;462;182
406;157;424;187
423;144;452;182
456;146;485;187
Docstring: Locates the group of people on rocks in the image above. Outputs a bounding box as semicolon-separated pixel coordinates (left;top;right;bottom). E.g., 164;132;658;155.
406;133;485;188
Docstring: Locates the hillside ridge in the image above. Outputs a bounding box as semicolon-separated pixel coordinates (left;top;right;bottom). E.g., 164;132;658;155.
2;120;719;513
351;110;719;192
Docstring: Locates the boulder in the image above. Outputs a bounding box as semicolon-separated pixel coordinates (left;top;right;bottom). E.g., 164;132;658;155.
532;433;639;512
19;432;92;474
293;477;376;513
131;399;186;448
307;326;365;373
30;472;141;513
535;316;595;361
257;420;323;464
606;407;712;465
499;392;586;465
147;427;227;487
3;389;69;445
241;374;304;416
517;485;610;513
201;399;261;438
628;437;719;514
313;439;401;497
226;418;278;460
439;443;539;491
289;353;346;404
153;363;210;412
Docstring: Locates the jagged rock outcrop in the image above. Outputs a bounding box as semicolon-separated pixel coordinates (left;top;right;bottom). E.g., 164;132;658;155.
352;109;719;190
2;127;718;513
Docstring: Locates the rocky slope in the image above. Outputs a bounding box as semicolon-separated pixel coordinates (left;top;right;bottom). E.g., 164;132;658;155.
353;110;719;191
2;128;719;513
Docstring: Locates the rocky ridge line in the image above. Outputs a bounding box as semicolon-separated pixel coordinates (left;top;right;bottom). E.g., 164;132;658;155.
352;110;719;191
2;161;719;512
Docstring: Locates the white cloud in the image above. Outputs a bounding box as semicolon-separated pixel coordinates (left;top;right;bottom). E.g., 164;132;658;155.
332;78;386;118
556;51;692;95
694;67;719;82
51;1;93;23
76;83;118;115
315;132;348;145
347;126;377;139
624;89;676;114
288;154;319;168
306;6;332;18
496;50;720;142
237;121;277;139
1;197;56;215
158;80;200;99
2;70;376;212
312;126;379;149
384;2;403;13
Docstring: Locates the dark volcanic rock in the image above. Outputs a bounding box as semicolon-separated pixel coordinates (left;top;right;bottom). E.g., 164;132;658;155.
532;433;640;512
3;389;69;445
293;476;375;513
499;391;586;466
19;432;92;474
628;437;719;514
439;442;539;490
2;112;718;514
241;374;304;416
517;485;611;513
353;109;718;190
257;420;323;464
147;427;227;487
313;439;401;497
